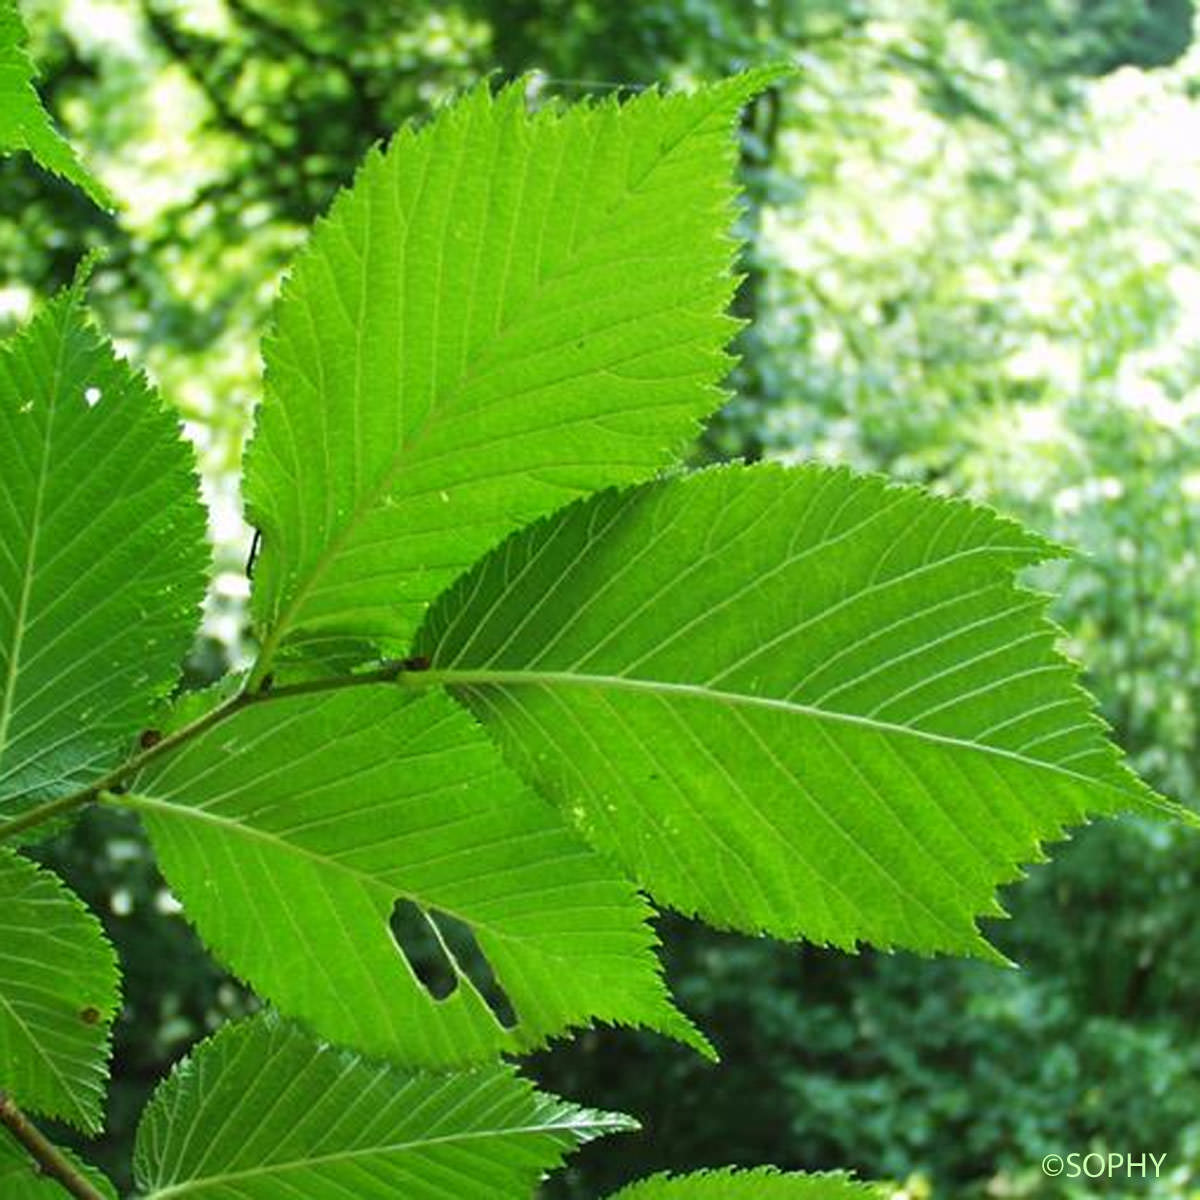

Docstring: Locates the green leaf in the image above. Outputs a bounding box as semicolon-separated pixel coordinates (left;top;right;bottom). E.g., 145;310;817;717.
606;1168;888;1199
0;0;114;208
0;1128;116;1199
0;849;119;1132
134;1012;635;1199
0;284;209;822
418;463;1158;958
124;686;705;1068
244;68;786;673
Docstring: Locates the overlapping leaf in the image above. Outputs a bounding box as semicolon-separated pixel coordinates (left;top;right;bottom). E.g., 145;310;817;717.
419;463;1159;957
0;849;118;1131
125;686;704;1067
607;1169;887;1199
0;284;208;821
0;0;113;207
244;68;784;671
0;1129;116;1199
134;1012;634;1199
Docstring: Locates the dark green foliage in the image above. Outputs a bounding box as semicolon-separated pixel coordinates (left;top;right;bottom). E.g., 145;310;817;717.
537;897;1200;1198
956;0;1195;77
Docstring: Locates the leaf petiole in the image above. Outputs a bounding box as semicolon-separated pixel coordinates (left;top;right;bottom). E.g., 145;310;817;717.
0;659;444;845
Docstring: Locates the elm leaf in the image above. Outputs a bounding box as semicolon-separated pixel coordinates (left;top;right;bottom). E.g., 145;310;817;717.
606;1169;888;1199
134;1012;635;1199
418;463;1161;958
0;849;119;1132
125;687;705;1068
0;0;114;208
0;283;208;823
245;69;786;671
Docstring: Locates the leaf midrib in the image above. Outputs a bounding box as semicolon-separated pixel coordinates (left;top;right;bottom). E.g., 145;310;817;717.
253;96;729;674
0;865;95;1129
116;789;528;945
0;307;71;773
425;667;1145;805
143;1114;624;1198
0;982;89;1125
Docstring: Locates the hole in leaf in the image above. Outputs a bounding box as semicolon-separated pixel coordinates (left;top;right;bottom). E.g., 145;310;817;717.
389;899;457;1000
387;900;517;1027
428;908;517;1029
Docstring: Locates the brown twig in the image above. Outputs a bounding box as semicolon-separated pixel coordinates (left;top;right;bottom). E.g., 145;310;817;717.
0;1091;107;1200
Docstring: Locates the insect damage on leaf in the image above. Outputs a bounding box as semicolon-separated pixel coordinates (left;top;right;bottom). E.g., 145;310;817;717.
417;463;1163;960
125;687;709;1067
0;56;1184;1200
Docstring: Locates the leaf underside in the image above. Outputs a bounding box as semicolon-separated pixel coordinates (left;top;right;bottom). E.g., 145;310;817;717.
419;463;1156;958
128;687;705;1067
0;849;119;1132
0;286;208;821
0;55;1172;1200
134;1012;635;1200
0;0;113;207
607;1168;888;1199
245;68;786;670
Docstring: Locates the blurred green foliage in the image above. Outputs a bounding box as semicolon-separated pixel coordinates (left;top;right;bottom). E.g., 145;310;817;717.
4;1;1200;1197
955;0;1195;78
